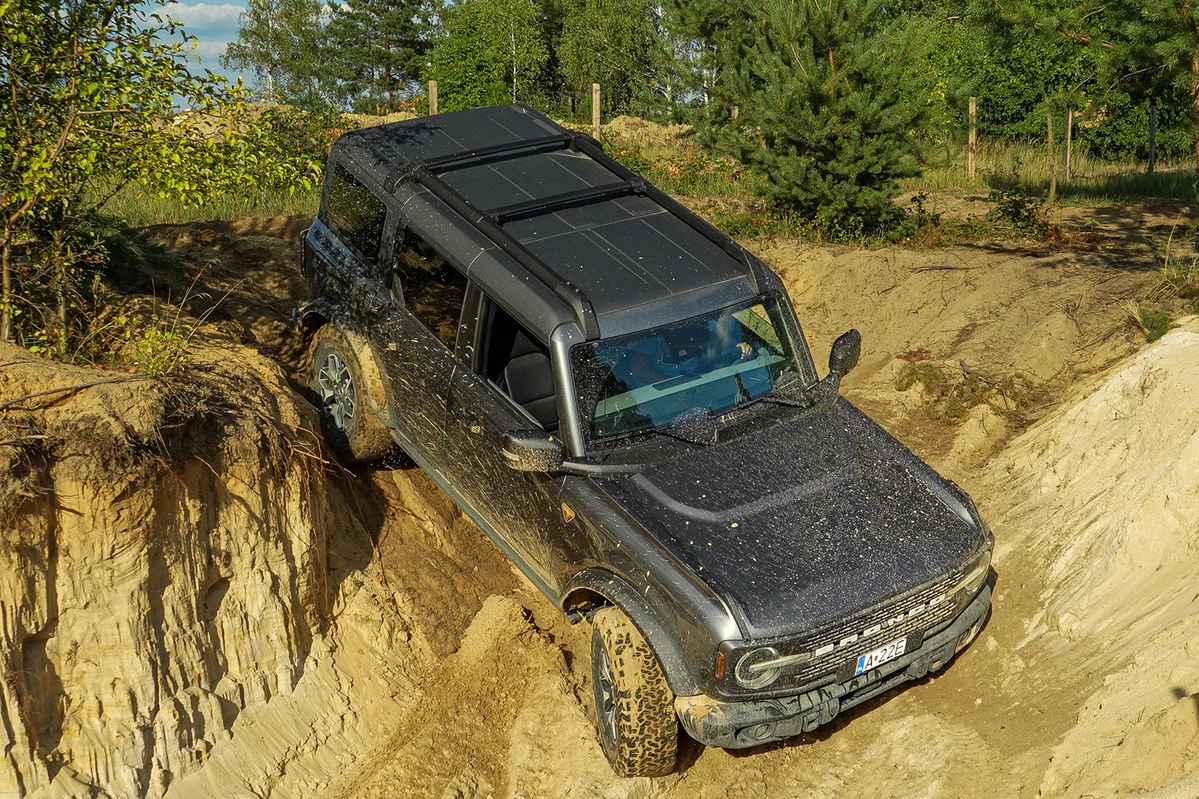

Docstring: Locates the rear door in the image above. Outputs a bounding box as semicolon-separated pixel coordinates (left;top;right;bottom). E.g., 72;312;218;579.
371;225;469;468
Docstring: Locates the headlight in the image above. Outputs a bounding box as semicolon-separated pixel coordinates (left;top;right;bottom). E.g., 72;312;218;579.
735;646;782;688
953;547;991;598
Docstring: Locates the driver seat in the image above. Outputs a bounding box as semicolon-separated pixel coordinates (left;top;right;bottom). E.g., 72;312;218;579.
495;327;559;432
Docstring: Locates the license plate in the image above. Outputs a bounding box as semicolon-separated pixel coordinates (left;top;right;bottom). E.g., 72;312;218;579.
855;636;907;675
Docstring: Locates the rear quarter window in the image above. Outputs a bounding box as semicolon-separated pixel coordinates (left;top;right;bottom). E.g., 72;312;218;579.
324;162;386;262
393;234;468;349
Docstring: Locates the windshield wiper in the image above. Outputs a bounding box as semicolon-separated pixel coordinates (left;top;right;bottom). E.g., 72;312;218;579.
738;374;834;412
596;415;717;450
662;407;722;446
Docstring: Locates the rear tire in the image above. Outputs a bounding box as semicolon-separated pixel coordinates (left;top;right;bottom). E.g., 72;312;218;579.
307;324;394;462
591;607;679;777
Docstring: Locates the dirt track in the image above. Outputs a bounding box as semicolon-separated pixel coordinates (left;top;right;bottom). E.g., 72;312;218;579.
117;204;1199;799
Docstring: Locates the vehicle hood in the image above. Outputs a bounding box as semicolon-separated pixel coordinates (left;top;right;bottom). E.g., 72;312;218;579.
596;400;986;640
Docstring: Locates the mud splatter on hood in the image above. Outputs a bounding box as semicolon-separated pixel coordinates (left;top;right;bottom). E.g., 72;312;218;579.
598;400;985;640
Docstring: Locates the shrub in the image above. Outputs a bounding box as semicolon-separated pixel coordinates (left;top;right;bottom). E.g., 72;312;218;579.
0;0;322;361
987;186;1056;239
129;325;189;377
719;0;937;230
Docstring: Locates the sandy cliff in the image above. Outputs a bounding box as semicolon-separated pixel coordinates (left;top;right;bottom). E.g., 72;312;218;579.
0;342;407;798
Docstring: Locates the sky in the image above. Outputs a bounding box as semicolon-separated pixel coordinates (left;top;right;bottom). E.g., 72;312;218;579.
153;1;252;85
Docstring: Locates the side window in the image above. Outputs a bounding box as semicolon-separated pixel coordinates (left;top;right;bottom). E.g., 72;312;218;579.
477;300;558;431
393;233;468;349
324;162;386;262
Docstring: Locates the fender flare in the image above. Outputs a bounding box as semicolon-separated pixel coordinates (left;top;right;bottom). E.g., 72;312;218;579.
561;567;702;696
297;297;338;336
298;300;391;429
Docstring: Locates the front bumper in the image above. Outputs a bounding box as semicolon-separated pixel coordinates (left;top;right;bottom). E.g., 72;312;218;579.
676;584;991;749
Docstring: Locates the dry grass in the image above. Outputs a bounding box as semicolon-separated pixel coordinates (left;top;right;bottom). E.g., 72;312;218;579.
895;358;1043;424
908;140;1197;205
1154;221;1199;301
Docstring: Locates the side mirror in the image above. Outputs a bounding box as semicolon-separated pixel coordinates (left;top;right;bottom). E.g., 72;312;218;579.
501;430;565;473
828;329;861;379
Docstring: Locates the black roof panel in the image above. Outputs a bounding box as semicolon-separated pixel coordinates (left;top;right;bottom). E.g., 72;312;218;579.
440;150;620;213
332;105;760;335
511;201;745;314
337;105;566;174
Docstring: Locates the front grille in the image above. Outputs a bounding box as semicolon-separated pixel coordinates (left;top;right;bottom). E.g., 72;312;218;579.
783;569;964;686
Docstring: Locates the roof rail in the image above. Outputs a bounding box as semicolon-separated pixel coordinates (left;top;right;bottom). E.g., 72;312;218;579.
488;178;645;224
422;132;574;172
406;165;601;340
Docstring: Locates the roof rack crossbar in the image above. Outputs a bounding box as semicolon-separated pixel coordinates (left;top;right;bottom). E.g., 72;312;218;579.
489;179;645;224
407;166;601;340
422;133;574;172
568;135;767;293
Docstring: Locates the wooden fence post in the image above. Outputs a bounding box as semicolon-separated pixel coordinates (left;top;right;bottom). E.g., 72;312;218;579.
592;83;601;140
1148;98;1158;175
1065;106;1073;183
428;80;438;115
1046;111;1057;204
968;96;977;184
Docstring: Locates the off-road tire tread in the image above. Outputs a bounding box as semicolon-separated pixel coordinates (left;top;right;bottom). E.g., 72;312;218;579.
307;324;393;462
592;607;679;777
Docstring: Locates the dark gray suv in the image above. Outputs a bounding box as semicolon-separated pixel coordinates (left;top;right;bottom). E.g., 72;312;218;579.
298;105;993;777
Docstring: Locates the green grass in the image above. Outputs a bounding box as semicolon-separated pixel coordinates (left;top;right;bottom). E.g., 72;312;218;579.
608;133;1196;216
606;140;750;199
1132;305;1173;341
907;140;1197;204
100;184;321;227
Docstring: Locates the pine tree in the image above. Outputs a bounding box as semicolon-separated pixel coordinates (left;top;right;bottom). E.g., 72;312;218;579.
664;0;757;124
724;0;936;229
1107;0;1199;175
428;0;549;112
321;0;437;113
221;0;328;104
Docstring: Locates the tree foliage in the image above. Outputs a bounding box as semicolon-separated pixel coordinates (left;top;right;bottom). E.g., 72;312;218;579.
722;0;936;228
429;0;549;111
221;0;328;105
663;0;758;128
322;0;439;113
1105;0;1199;169
558;0;664;114
0;0;320;352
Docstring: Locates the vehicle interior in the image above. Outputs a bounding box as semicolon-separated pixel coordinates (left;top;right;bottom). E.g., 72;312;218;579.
479;300;559;432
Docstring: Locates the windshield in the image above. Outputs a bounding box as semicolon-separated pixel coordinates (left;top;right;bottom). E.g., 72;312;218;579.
571;295;804;441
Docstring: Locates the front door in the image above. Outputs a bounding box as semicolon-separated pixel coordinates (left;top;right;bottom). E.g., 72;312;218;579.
439;293;573;594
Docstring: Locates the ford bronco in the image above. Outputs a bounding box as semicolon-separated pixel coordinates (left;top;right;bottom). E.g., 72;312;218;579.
298;105;994;777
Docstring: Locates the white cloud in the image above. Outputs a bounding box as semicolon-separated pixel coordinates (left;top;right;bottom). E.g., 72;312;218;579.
189;38;233;63
160;2;244;29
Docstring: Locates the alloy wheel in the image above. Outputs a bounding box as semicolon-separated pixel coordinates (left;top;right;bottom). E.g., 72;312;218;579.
316;353;355;431
597;645;620;745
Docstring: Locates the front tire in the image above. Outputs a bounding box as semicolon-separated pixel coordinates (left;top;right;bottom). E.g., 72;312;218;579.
307;324;394;462
591;607;679;777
